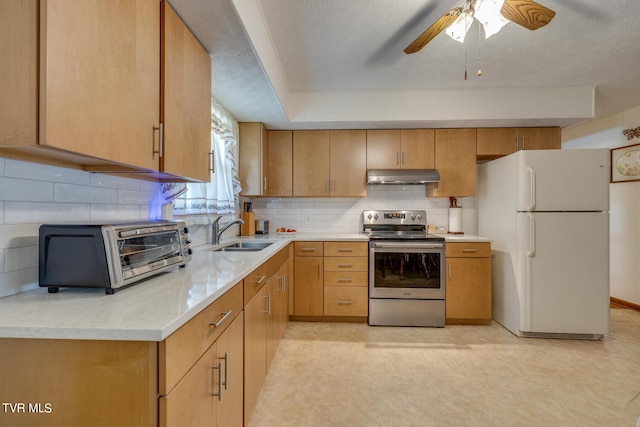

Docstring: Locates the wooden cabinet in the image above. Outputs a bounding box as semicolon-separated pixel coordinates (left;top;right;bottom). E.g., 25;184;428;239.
476;127;561;160
239;122;269;196
293;241;324;316
427;128;477;197
0;0;210;182
244;245;291;424
323;242;368;317
445;242;492;325
268;130;293;196
366;129;435;169
293;241;368;319
293;130;366;197
161;1;212;182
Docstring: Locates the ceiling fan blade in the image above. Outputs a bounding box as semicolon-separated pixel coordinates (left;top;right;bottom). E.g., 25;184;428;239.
404;7;462;54
500;0;556;30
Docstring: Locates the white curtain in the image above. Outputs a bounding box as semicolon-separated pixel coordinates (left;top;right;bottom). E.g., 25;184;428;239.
160;98;241;218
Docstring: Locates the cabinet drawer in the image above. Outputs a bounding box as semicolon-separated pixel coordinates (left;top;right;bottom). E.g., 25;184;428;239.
324;256;368;272
324;271;368;287
294;241;324;256
446;242;491;258
160;282;242;395
323;287;368;316
324;241;368;257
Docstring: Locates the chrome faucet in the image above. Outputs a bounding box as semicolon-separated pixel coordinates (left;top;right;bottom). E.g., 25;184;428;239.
212;216;245;245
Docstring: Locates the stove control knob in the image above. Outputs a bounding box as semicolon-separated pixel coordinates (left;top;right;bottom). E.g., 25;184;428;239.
367;213;373;219
374;214;379;220
417;214;423;220
410;214;416;221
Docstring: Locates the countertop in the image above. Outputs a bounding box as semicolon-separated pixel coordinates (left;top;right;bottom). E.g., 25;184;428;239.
432;233;492;243
0;233;367;342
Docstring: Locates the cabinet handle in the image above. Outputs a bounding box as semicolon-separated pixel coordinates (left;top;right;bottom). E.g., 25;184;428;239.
338;300;353;305
396;152;400;165
211;361;223;401
263;176;267;192
338;278;353;282
448;263;452;279
264;293;271;316
301;248;317;252
209;310;232;328
402;151;405;165
209;150;215;173
337;248;353;252
152;123;164;158
461;248;478;253
280;275;286;293
253;275;267;285
338;264;353;268
220;352;229;391
522;136;526;150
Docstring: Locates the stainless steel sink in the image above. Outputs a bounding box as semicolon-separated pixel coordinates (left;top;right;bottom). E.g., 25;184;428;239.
212;241;275;252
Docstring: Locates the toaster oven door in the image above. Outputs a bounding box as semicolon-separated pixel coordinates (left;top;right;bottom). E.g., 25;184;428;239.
114;227;186;285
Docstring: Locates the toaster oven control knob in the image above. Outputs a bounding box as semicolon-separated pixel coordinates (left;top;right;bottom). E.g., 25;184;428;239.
417;214;423;220
367;213;372;219
410;214;416;220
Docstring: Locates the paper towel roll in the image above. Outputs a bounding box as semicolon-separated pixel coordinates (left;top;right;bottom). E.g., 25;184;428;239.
448;207;463;234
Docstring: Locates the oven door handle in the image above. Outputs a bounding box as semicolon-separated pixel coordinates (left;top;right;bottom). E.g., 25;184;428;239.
370;242;444;249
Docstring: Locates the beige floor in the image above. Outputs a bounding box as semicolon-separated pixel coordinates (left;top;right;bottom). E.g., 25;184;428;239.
249;309;640;427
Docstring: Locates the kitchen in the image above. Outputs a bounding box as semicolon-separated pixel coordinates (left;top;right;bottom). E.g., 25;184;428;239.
1;0;640;426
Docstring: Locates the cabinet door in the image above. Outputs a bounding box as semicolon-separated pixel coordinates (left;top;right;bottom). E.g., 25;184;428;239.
445;257;492;320
161;1;211;181
293;256;324;316
519;127;561;150
366;129;401;169
476;128;518;160
40;0;159;170
268;130;293;196
400;129;435;169
216;314;244;427
427;128;477;197
330;130;366;197
266;274;281;370
244;285;268;423
161;342;217;427
293;130;330;196
239;122;268;196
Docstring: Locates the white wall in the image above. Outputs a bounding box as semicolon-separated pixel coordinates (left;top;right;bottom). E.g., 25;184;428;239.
0;157;163;298
562;103;640;305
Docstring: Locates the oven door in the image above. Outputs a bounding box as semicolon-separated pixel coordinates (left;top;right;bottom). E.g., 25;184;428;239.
369;241;445;299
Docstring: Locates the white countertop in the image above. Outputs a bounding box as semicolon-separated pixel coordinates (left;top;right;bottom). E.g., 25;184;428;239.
433;233;492;243
0;233;366;342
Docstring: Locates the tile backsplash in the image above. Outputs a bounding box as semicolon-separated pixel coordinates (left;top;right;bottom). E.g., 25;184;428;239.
0;157;163;298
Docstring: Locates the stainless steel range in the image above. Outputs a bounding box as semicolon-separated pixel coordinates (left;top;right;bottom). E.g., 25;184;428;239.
364;210;445;327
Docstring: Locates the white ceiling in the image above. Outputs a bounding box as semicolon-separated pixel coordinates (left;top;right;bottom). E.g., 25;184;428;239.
168;0;640;130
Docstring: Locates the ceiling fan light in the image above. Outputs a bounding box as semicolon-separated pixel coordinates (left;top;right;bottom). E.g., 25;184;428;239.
474;0;509;39
445;12;472;43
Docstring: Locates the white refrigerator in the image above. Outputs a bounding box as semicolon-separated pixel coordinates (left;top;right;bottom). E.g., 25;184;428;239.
477;149;610;339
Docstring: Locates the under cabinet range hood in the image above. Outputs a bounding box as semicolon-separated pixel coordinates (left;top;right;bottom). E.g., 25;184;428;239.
366;169;440;185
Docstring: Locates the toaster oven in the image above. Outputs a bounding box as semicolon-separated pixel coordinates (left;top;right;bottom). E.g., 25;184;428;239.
39;221;192;294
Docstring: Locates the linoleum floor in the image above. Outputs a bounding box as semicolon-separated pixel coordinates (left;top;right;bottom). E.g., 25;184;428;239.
249;308;640;427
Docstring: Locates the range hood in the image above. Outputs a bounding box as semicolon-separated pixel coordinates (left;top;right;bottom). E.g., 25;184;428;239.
366;169;440;185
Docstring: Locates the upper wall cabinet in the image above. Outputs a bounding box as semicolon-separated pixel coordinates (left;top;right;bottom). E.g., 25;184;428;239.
293;130;366;197
239;122;269;196
161;1;212;182
427;128;477;198
268;130;293;197
0;0;211;182
476;127;561;160
366;129;435;169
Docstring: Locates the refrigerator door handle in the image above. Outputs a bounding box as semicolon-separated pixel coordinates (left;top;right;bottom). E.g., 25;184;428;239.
527;167;536;211
527;214;536;257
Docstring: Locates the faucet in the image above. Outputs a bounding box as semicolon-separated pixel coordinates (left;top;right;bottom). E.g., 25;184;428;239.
212;216;245;245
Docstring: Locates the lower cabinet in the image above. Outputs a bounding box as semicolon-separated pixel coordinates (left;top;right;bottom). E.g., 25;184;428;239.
293;241;368;320
445;242;492;325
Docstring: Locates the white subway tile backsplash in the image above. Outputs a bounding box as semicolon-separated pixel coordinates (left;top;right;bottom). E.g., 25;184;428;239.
0;177;54;202
118;189;157;204
0;268;38;299
90;173;142;190
90;204;145;221
54;183;119;204
6;202;91;224
0;224;40;249
0;158;5;175
6;246;38;271
0;201;4;224
5;159;91;185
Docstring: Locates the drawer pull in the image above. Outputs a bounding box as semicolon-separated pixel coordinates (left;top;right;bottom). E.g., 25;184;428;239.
301;248;317;252
338;264;353;268
210;310;232;328
461;249;478;253
220;352;229;390
253;275;267;285
337;248;353;252
338;278;353;283
338;300;353;305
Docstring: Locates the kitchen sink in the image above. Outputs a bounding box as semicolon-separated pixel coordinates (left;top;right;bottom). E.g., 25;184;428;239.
212;241;275;252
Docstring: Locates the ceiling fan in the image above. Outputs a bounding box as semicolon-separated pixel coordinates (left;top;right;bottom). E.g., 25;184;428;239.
404;0;556;54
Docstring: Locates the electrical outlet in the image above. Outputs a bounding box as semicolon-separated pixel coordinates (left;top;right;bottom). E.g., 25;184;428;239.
304;215;312;225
